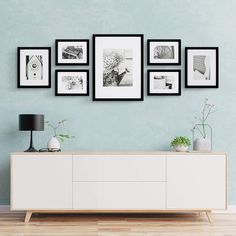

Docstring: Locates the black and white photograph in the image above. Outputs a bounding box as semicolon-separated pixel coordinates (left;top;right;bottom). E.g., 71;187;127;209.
55;70;89;96
147;70;181;95
103;49;133;87
17;47;51;88
185;47;218;88
147;39;181;65
93;34;143;101
55;39;89;65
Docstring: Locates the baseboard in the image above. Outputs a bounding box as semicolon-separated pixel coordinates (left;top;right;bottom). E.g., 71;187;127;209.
213;205;236;214
0;205;10;213
1;205;236;213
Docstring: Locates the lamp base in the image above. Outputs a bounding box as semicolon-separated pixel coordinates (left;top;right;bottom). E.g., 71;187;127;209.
24;147;38;152
24;130;38;152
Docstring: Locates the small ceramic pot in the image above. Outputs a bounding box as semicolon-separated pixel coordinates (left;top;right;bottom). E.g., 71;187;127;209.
193;138;211;152
174;145;189;152
47;137;60;151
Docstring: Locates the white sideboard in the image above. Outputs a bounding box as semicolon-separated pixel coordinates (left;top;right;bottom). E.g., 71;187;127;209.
11;152;227;223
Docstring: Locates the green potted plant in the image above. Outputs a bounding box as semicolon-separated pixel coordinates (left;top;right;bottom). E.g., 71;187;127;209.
170;136;191;152
45;119;74;151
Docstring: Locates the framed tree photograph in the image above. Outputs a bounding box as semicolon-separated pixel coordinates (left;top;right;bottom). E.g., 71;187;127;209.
147;70;181;96
185;47;219;88
93;34;144;101
147;39;181;65
17;47;51;88
55;70;89;96
55;39;89;65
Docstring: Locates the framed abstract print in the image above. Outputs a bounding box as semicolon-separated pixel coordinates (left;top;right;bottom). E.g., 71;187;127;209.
17;47;51;88
93;34;144;101
55;39;89;65
185;47;219;88
55;70;89;96
147;70;181;96
147;39;181;65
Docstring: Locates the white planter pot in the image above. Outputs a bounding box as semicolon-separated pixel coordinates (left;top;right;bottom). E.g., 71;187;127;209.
47;137;60;151
193;138;211;152
174;145;189;152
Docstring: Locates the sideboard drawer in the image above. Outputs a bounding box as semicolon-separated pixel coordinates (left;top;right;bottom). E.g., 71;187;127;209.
73;155;166;181
73;182;166;209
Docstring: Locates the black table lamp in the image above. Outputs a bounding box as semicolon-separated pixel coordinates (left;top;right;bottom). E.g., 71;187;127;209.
19;114;44;152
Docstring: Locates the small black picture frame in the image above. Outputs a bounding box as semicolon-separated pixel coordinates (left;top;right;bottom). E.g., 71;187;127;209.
17;47;51;88
93;34;144;101
147;69;181;96
55;69;89;96
55;39;89;65
147;39;181;65
185;47;219;88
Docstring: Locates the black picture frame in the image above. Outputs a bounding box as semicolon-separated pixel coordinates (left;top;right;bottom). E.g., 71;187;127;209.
147;69;181;96
55;39;89;65
93;34;144;101
17;47;51;88
55;69;89;96
185;47;219;88
147;39;181;65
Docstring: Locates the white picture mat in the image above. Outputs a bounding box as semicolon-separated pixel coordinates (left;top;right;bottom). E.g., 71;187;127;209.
149;71;179;94
57;71;87;94
58;41;87;64
20;49;49;86
95;36;142;99
149;41;179;63
187;50;217;86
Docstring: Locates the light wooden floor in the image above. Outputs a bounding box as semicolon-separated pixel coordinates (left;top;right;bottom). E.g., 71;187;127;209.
0;212;236;236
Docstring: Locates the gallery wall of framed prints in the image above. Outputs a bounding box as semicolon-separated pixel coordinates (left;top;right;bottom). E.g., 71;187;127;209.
16;35;219;100
54;39;90;97
146;39;182;96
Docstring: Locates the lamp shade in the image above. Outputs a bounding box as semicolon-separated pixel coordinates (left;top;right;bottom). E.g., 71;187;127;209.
19;114;44;131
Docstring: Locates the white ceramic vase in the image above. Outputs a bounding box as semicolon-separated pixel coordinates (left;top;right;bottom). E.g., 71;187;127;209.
47;137;60;151
193;138;211;152
174;145;189;152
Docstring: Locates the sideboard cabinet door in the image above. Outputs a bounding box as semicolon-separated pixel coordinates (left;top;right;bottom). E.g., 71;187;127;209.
11;155;73;210
166;155;226;209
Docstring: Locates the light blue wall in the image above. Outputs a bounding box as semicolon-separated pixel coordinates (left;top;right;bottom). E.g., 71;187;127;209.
0;0;235;205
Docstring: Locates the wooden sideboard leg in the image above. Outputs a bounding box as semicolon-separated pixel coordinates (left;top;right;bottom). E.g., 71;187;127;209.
24;211;32;223
205;211;213;224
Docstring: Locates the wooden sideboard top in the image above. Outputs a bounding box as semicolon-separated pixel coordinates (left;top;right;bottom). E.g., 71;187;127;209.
11;151;227;156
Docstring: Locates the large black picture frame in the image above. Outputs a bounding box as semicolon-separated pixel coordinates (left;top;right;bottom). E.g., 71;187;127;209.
93;34;144;101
